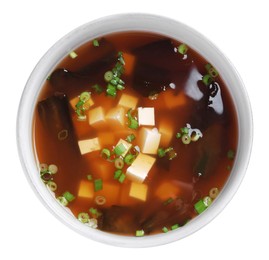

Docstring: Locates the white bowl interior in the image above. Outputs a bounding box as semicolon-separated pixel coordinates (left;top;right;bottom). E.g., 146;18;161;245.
17;13;253;247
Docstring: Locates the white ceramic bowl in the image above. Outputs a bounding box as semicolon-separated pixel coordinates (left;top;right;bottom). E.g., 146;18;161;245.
17;13;253;247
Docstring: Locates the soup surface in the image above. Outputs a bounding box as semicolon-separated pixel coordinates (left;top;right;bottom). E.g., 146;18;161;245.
34;31;238;236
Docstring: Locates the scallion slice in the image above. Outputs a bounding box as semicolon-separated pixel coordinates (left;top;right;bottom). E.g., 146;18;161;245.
94;179;103;192
227;149;235;160
171;224;180;230
127;109;138;130
124;154;135;165
118;173;126;183
162;227;169;233
176;132;181;139
47;181;57;192
78;212;89;223
63;191;75;202
182;134;191;145
106;84;117;97
178;44;188;55
69;51;78;59
101;148;111;159
114;143;127;156
135;230;144;237
79;91;91;102
194;199;207;214
93;39;99;47
114;158;124;169
126;134;136;143
158;148;166;158
91;84;103;94
114;169;122;179
87;174;93;181
104;71;113;82
57;196;69;207
202;74;213;86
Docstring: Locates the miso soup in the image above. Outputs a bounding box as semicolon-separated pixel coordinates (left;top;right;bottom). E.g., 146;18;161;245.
34;31;238;236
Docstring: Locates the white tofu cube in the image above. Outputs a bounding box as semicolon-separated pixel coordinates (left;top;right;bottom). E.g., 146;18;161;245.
126;153;156;183
105;106;125;127
88;106;105;127
118;93;138;109
138;107;155;126
129;182;148;201
78;180;94;198
78;137;101;155
114;139;132;157
159;120;174;147
138;127;161;154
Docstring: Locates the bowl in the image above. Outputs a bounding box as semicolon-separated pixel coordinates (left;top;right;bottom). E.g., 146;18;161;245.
17;13;253;247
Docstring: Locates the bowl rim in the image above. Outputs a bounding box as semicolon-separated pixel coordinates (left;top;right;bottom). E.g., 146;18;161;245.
16;13;253;247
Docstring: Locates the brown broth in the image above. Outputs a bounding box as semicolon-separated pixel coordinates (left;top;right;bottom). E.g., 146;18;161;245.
33;31;238;236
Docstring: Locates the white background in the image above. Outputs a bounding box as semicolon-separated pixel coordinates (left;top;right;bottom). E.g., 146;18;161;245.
1;0;268;259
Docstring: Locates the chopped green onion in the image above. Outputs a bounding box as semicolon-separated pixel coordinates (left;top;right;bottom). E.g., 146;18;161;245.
171;224;180;230
163;197;174;205
202;74;213;86
182;134;191;145
93;39;99;47
118;173;126;183
178;44;188;55
162;227;169;233
124;154;135;165
79;91;91;102
95;195;106;205
118;52;125;65
69;51;78;59
114;169;122;179
194;199;207;214
114;158;124;169
181;127;189;134
91;84;103;94
158;148;166;158
94;179;103;192
40;163;48;173
104;71;114;82
227;149;235;160
87;174;93;181
114;143;127;156
106;83;117;97
176;132;181;139
167;149;177;160
209;187;219;199
126;134;136;143
101;148;111;159
116;84;125;90
47;181;57;192
48;164;58;174
135;230;144;237
63;191;75;202
127;109;139;130
89;207;98;215
78;212;89;223
75;100;84;109
57;196;68;206
203;196;212;207
205;63;219;77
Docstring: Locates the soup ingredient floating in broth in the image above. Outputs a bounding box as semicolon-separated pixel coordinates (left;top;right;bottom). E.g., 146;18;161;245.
34;31;238;237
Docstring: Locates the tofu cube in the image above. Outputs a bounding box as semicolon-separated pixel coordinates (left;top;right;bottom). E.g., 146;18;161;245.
159;120;174;147
114;139;132;157
129;182;148;201
126;153;156;183
78;180;94;198
138;127;161;154
69;96;94;110
118;93;138;109
138;107;155;126
78;137;101;155
88;106;105;127
105;106;125;128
